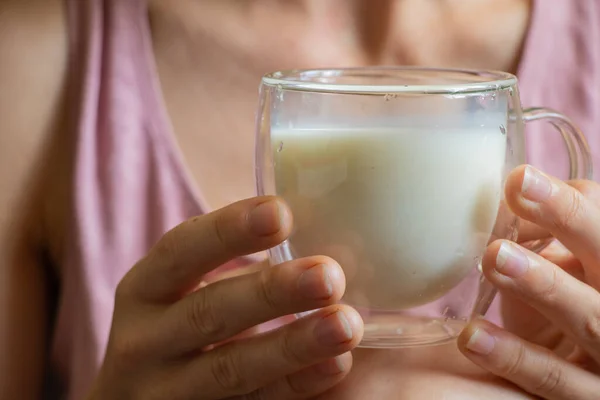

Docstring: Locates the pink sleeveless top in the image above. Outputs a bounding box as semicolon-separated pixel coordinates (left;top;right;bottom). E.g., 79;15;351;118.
52;0;600;398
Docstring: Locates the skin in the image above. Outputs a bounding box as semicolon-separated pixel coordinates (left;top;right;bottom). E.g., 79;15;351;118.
2;0;599;399
150;0;530;210
0;0;69;399
456;168;600;399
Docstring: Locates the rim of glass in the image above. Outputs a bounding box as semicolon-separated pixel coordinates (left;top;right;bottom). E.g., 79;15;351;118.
261;66;517;95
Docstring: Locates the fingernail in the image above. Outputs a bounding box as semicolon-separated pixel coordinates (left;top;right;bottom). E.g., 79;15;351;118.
522;166;553;203
316;355;347;375
496;242;528;278
248;200;286;236
297;264;333;300
314;311;353;347
466;328;495;355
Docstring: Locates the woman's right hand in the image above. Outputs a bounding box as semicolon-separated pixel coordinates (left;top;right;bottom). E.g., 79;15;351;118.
88;196;364;400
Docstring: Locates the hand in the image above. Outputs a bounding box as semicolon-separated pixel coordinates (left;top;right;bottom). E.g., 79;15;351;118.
457;165;600;399
88;196;364;400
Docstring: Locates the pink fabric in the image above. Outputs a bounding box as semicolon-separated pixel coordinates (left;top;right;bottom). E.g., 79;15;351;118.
520;0;600;179
55;1;241;398
54;0;600;398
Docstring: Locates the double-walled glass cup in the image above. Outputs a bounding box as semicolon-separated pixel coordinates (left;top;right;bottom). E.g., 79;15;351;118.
255;67;593;348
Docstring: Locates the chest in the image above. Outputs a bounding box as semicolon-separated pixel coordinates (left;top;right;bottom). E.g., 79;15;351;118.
318;346;534;399
149;1;531;211
150;6;370;210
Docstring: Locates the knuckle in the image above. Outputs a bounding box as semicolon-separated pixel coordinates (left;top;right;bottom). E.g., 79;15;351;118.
213;213;233;254
115;273;135;300
137;386;180;400
532;265;561;302
243;388;270;400
187;289;225;338
582;308;600;343
257;269;280;311
111;332;145;367
211;348;248;394
551;190;584;232
116;259;149;301
534;359;565;396
572;180;600;200
285;373;310;396
497;341;527;377
152;228;181;273
279;327;306;367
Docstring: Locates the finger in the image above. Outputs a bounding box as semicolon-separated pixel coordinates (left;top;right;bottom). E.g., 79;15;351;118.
121;196;292;301
516;218;550;243
458;320;600;400
515;179;600;244
204;259;270;283
505;165;600;288
482;240;600;363
569;179;600;204
161;256;346;353
241;353;352;400
181;305;363;399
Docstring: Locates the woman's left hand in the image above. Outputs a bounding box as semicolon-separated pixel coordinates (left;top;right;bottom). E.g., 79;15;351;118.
458;165;600;400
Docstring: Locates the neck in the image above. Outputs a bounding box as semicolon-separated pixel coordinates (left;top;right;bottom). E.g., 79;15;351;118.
147;0;531;73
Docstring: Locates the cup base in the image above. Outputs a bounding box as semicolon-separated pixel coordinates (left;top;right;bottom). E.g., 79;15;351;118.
357;312;468;348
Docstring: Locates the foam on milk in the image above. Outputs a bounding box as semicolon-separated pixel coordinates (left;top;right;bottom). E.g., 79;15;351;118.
272;127;507;310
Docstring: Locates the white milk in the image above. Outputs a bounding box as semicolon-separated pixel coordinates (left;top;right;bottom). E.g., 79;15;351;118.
272;127;507;309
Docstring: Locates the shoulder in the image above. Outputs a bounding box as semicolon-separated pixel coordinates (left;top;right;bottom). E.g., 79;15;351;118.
0;0;68;131
0;0;69;249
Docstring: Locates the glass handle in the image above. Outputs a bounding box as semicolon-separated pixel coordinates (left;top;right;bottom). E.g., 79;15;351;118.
522;107;593;180
474;108;594;319
518;108;593;253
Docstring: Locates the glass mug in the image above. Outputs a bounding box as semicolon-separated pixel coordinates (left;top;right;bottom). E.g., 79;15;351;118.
254;67;593;348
